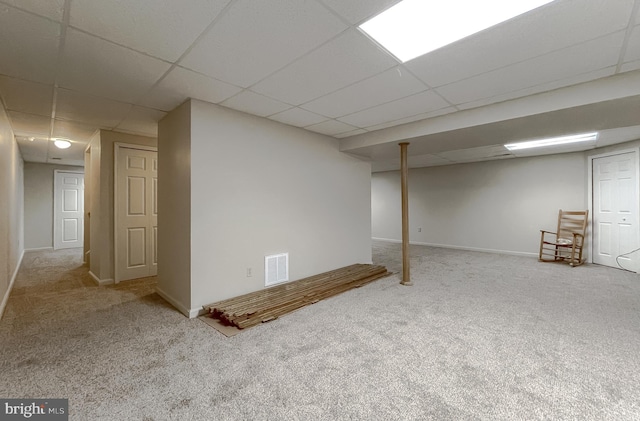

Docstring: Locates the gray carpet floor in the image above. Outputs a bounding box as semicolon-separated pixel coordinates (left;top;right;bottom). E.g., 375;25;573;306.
1;242;640;420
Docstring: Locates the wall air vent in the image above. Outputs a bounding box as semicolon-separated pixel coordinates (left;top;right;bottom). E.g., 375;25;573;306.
265;253;288;286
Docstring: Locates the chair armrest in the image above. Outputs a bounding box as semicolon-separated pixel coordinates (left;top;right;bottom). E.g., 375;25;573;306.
540;230;558;243
572;232;585;245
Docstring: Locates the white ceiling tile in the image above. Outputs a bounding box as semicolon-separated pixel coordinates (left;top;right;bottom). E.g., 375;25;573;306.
20;155;47;163
306;119;359;136
1;0;65;21
319;0;402;24
52;119;99;143
252;29;397;105
301;66;427;118
48;137;86;160
15;137;48;162
457;67;616;111
58;29;171;103
623;25;640;63
364;107;458;132
0;5;60;83
69;0;230;62
338;90;450;128
221;91;292;117
55;89;131;128
15;135;45;142
407;0;634;87
7;111;50;137
181;0;347;88
0;76;53;116
48;158;85;166
335;129;367;138
140;66;242;112
115;106;167;136
436;32;626;106
268;107;329;127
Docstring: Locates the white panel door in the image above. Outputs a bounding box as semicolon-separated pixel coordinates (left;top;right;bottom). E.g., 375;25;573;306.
54;171;84;250
592;152;639;270
115;147;158;282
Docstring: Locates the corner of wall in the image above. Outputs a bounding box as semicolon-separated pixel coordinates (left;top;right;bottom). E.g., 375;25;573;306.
155;287;198;318
157;100;192;314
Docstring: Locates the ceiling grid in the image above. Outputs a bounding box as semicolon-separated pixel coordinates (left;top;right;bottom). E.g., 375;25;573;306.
0;0;637;167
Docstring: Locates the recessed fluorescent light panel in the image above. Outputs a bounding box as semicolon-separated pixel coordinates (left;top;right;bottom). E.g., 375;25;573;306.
504;132;598;151
359;0;554;62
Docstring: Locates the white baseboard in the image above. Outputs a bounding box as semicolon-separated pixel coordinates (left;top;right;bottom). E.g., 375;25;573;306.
23;246;53;252
411;241;538;257
372;237;537;257
88;271;114;286
373;237;401;243
0;249;25;320
189;307;206;318
155;287;197;318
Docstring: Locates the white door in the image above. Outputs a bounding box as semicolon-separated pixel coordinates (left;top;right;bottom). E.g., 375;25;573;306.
592;151;639;270
115;147;158;282
54;171;84;250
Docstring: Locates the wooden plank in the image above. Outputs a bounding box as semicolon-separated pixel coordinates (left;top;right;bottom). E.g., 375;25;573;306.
215;265;370;317
227;267;388;327
203;264;391;330
203;264;364;312
231;271;388;329
207;265;377;316
235;270;390;329
224;266;385;317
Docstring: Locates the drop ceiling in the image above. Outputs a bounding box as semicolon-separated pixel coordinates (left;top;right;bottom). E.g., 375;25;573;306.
0;0;638;168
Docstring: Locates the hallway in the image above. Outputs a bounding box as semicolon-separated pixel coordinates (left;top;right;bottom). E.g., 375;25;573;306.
0;248;157;336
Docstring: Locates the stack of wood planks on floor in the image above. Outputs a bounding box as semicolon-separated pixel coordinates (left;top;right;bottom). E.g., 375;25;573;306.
203;264;390;330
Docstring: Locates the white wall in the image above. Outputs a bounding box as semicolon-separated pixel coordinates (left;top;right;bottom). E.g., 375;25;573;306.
373;139;640;257
0;101;24;319
86;130;157;283
372;152;587;255
158;99;372;316
157;101;191;313
24;163;84;250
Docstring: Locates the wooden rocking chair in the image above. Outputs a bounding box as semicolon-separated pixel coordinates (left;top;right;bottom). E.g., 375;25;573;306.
539;210;588;267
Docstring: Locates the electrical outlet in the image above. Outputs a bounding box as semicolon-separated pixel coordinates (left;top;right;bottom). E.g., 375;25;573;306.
246;268;252;277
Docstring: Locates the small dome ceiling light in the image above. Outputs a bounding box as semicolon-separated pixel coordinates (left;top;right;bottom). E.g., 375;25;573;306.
53;138;72;149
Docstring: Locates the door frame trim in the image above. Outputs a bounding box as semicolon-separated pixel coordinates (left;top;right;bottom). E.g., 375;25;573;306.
114;143;158;283
53;170;85;250
587;147;640;270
